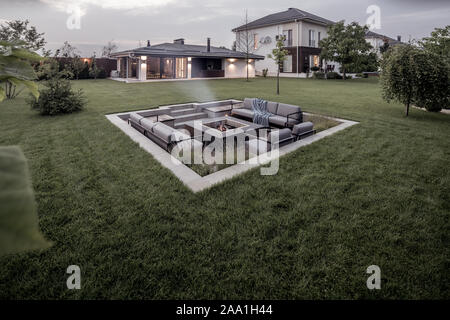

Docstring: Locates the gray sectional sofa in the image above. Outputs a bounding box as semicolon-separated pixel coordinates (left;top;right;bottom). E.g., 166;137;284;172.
128;113;194;151
232;98;303;128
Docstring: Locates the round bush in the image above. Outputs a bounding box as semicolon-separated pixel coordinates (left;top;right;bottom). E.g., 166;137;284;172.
29;78;86;116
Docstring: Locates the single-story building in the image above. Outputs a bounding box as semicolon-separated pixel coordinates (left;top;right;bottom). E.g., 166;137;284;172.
110;38;264;82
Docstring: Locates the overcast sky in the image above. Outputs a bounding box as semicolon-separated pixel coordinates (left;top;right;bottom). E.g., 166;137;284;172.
0;0;449;56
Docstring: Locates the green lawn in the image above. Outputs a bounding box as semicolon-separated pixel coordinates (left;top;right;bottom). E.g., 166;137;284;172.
0;77;448;299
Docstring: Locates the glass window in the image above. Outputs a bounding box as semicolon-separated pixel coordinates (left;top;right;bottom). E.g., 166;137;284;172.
176;58;187;79
146;57;161;79
309;30;316;47
283;30;293;46
283;55;293;72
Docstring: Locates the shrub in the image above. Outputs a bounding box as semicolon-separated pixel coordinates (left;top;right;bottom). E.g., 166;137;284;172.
97;68;107;79
29;78;86;115
310;66;320;72
326;72;342;79
313;72;325;79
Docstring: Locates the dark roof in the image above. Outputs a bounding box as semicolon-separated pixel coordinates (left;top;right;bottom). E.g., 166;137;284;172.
365;30;402;45
232;8;334;32
111;42;264;60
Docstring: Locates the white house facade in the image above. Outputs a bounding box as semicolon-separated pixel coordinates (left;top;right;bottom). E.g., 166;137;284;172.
233;8;401;77
233;8;336;77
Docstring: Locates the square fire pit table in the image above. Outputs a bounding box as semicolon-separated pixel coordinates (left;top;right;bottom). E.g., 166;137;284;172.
183;116;265;144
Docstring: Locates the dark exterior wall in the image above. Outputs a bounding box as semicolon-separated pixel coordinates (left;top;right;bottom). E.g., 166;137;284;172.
191;58;224;78
282;47;322;73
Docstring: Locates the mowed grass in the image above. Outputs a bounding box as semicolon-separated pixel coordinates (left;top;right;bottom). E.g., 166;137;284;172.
0;77;448;299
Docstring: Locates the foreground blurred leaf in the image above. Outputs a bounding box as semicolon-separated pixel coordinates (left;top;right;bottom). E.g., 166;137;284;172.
0;146;51;255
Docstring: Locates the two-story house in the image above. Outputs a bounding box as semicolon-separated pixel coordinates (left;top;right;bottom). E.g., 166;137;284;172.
232;8;335;77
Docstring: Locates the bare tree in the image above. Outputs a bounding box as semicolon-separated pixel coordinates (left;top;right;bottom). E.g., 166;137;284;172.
235;10;256;81
101;40;118;58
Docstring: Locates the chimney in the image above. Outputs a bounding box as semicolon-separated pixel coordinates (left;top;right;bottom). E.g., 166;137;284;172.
397;35;401;42
146;40;151;47
207;37;211;52
173;38;185;45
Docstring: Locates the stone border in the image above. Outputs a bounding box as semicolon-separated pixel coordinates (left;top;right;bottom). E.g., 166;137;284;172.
106;108;358;193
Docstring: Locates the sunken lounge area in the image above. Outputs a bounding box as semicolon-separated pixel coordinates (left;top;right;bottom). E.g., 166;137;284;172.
106;99;358;192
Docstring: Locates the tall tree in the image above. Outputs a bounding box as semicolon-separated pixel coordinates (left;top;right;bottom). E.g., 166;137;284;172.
101;41;118;58
0;20;46;53
57;41;79;58
89;52;100;80
267;36;288;95
235;10;256;82
319;21;373;79
419;26;450;66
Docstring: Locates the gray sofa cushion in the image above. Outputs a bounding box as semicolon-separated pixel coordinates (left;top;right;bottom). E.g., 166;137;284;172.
233;108;254;119
268;128;293;143
277;103;301;120
269;115;299;127
140;118;157;131
292;121;314;135
267;101;279;114
152;123;175;143
129;112;144;124
243;98;255;110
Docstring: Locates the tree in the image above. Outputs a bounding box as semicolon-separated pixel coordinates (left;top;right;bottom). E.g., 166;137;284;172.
380;44;448;115
89;53;100;80
235;10;256;82
320;21;373;79
267;36;288;95
0;40;40;102
57;41;79;58
101;40;118;58
69;56;85;80
0;20;46;53
346;52;379;73
420;26;450;66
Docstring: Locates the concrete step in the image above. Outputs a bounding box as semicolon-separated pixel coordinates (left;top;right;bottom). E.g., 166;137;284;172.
171;108;197;116
173;112;207;124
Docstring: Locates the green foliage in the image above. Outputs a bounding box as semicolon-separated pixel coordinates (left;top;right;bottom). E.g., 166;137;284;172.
380;44;449;115
0;78;448;299
0;20;46;53
267;36;289;94
313;71;325;79
0;146;51;255
346;52;379;73
419;26;450;67
0;40;41;102
29;77;86;115
326;71;342;80
320;21;373;79
89;54;100;80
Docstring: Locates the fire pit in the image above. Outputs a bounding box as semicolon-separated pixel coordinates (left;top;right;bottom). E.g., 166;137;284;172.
204;118;249;132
